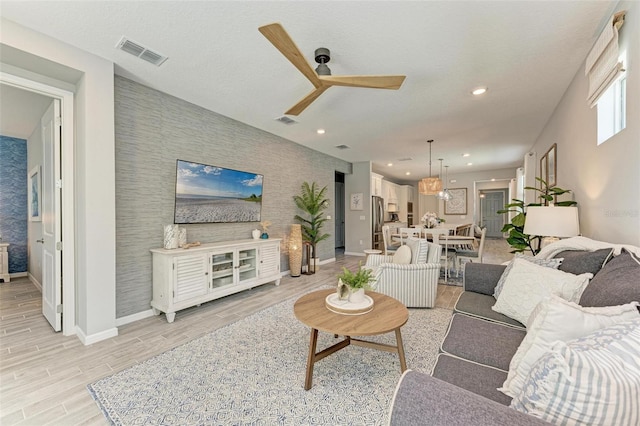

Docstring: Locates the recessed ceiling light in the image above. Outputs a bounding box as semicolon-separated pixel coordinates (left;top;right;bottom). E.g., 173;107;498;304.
471;87;487;96
491;178;496;182
387;163;393;167
317;129;325;134
462;153;470;157
405;172;411;176
467;162;473;166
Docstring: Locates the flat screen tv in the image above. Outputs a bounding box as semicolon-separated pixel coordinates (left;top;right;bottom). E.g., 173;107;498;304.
174;160;263;224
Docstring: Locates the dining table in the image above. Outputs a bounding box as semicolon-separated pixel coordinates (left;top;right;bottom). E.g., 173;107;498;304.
391;226;476;282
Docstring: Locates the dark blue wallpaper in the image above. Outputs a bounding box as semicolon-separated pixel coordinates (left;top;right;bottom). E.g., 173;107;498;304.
0;136;28;273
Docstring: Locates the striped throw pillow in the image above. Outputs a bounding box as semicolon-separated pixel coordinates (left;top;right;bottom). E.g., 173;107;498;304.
511;318;640;425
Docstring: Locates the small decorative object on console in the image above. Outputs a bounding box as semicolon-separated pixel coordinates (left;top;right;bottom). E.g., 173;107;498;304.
260;220;271;239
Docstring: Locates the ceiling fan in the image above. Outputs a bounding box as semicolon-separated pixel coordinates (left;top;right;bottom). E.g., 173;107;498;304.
259;23;406;116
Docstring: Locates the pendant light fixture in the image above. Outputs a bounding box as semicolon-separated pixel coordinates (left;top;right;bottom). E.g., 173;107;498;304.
419;139;442;195
438;165;453;201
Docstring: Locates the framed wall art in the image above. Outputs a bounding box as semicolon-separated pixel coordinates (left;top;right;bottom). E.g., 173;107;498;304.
350;193;363;210
540;143;557;187
28;166;42;222
445;188;467;215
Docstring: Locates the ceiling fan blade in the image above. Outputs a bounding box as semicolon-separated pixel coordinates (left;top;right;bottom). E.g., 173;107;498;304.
259;23;321;88
320;75;406;90
285;86;330;116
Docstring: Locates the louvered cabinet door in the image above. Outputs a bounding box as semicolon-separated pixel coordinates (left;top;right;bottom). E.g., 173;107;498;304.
173;254;209;303
258;242;280;279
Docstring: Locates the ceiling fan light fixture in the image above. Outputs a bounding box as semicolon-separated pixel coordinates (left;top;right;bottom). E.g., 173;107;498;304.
315;63;331;76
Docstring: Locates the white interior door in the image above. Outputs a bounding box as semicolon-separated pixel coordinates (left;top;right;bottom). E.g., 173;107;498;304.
41;99;62;331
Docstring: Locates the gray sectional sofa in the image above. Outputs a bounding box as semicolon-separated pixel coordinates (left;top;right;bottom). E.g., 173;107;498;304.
388;244;640;425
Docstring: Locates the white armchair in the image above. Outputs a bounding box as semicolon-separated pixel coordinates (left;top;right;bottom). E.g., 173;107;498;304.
365;237;442;308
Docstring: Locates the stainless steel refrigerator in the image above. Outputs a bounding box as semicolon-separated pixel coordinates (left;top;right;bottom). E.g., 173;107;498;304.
372;196;385;251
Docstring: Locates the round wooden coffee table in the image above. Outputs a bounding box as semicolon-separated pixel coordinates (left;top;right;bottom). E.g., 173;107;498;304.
294;288;409;390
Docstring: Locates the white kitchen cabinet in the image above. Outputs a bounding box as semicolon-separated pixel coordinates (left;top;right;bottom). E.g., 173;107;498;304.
371;173;384;197
151;239;281;322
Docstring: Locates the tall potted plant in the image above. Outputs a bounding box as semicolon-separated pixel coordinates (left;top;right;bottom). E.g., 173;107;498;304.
498;177;577;255
293;182;330;273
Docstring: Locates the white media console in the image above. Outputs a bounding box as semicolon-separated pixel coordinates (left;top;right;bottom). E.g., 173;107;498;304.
150;238;281;323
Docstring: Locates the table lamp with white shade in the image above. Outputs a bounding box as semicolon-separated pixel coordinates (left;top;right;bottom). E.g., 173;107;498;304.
523;206;580;248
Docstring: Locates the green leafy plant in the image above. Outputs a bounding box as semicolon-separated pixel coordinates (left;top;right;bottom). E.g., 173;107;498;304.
498;177;577;255
293;182;330;259
337;264;374;290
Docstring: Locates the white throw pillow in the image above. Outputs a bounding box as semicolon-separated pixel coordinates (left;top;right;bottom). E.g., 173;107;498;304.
499;295;640;398
392;245;412;264
492;258;592;325
511;319;640;425
493;255;563;299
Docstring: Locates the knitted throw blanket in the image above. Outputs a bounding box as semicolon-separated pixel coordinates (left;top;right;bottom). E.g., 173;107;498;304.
535;236;640;259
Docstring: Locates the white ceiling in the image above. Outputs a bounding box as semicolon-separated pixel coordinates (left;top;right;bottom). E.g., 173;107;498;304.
0;1;616;182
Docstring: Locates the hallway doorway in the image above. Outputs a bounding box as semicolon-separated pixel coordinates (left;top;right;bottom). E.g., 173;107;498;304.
0;73;76;336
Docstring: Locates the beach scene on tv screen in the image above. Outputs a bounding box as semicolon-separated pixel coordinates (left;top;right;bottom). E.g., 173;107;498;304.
174;160;263;223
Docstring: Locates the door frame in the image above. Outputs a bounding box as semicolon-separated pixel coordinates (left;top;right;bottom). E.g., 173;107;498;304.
1;71;76;336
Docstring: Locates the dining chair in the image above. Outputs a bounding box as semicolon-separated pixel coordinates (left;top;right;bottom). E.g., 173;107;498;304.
454;223;474;249
399;227;422;244
432;233;456;282
455;228;487;274
382;225;401;255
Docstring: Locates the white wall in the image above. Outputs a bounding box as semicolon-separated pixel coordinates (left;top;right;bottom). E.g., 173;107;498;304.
344;161;373;255
530;2;640;245
428;168;516;226
1;18;117;340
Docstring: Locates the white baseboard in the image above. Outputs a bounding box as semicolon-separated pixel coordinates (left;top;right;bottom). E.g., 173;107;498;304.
76;326;119;345
115;309;155;327
9;272;28;279
344;251;366;257
319;257;336;265
28;273;42;292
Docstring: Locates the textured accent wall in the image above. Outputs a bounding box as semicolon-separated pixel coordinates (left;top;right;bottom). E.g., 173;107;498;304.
0;136;28;273
115;76;351;318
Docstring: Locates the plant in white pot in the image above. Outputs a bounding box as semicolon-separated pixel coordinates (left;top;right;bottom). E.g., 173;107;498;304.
337;264;374;304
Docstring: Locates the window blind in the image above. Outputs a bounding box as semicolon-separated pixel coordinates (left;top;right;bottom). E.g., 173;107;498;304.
585;11;626;107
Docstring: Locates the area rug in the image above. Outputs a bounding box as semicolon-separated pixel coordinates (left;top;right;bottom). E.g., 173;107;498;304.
87;293;452;425
439;269;463;286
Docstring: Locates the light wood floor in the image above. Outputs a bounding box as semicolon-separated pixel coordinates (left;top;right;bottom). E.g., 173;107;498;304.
0;241;510;425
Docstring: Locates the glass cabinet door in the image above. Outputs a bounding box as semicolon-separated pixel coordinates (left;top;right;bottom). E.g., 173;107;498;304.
211;251;234;289
237;248;257;283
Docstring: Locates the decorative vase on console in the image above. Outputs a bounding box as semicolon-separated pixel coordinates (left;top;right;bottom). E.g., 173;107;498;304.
252;229;261;239
163;225;179;249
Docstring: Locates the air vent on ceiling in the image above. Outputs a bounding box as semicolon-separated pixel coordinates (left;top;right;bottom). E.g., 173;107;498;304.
275;116;298;125
335;145;351;150
397;157;413;161
116;36;168;66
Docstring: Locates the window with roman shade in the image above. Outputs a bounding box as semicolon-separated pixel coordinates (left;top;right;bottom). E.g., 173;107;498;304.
585;11;626;107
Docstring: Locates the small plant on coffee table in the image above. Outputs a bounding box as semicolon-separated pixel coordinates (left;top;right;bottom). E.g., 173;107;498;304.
337;264;374;291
